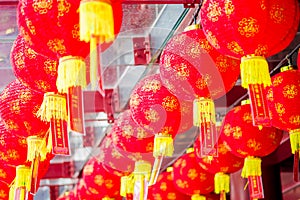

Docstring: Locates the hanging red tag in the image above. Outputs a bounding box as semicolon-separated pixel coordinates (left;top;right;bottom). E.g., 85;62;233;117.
50;118;70;155
199;122;218;157
248;176;264;199
293;150;299;182
248;84;272;127
67;86;85;135
30;154;40;194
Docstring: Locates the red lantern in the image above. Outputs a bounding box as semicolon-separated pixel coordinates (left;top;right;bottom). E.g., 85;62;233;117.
0;123;28;166
172;151;215;197
99;136;135;176
195;136;243;199
147;169;191;200
220;100;283;199
0;181;9;200
82;156;123;200
159;25;240;101
11;35;58;93
0;164;17;186
200;0;299;127
266;67;300;180
130;74;184;137
110;110;154;154
0;80;49;137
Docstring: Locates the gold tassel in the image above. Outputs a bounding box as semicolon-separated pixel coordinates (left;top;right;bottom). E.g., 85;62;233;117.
133;161;151;200
240;55;271;89
289;129;300;154
56;56;86;94
37;92;68;122
153;133;174;157
79;0;114;43
214;172;230;194
241;156;262;178
191;194;206;200
148;156;163;186
9;181;15;200
90;36;99;90
15;165;31;191
120;174;134;197
193;98;216;126
26;136;48;162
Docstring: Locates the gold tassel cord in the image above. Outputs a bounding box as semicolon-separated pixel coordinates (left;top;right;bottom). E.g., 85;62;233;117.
241;156;262;178
148;156;163;186
240;55;271;89
289;129;300;154
12;165;32;200
56;56;86;94
214;172;230;195
120;175;134;197
153;133;174;157
37;92;68;122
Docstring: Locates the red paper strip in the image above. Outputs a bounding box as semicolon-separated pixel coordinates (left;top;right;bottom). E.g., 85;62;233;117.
50;118;70;155
68;86;85;135
248;176;264;199
199;122;218;157
248;84;272;127
30;154;40;194
294;150;299;182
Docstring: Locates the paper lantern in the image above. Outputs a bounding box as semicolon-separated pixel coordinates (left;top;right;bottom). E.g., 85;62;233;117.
99;136;135;176
159;25;240;101
11;35;58;93
147;169;190;200
0;80;49;137
195;136;243;199
110;110;154;154
0;123;28;166
130;74;184;137
0;181;9;200
0;164;17;186
266;66;300;180
200;0;299;127
220;100;283;199
82;156;122;200
172;151;215;197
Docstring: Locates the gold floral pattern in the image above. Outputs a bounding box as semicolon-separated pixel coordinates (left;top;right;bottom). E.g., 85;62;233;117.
175;179;188;189
160;126;173;135
0;190;6;199
130;93;141;108
94;174;104;186
32;0;53;14
167;193;176;200
216;55;230;72
205;30;220;49
270;4;285;24
207;1;222;22
145;109;160;122
84;164;93;175
225;0;235;17
255;44;268;56
243;112;252;123
283;84;298;98
35;80;51;91
57;0;70;17
9;100;20;115
175;63;189;80
227;41;244;55
122;125;134;139
187;168;198;180
218;143;229;154
247;139;262;151
275;102;285;116
238;17;260;37
160;182;167;191
141;79;161;92
162;96;179;112
47;38;66;55
104;179;114;189
273;75;283;86
136;127;147;138
289;115;300;126
0;169;7;179
44;59;58;76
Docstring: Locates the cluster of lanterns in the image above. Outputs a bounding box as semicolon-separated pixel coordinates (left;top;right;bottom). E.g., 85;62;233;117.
0;0;299;199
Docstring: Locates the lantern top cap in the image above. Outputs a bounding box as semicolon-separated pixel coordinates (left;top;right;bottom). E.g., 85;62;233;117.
186;147;194;153
184;24;201;32
280;65;294;72
241;99;250;105
167;167;173;172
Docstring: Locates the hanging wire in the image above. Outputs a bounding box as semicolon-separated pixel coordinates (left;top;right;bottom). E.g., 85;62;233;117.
189;1;202;25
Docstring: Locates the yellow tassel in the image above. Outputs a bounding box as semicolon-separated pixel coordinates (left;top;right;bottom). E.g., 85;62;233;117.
37;92;68;122
120;174;134;197
289;129;300;154
280;65;294;72
9;182;15;200
240;55;271;88
79;0;114;43
153;133;174;157
15;165;31;191
56;56;86;94
214;172;230;194
191;194;206;200
149;156;163;186
133;161;151;200
193;98;216;126
241;156;262;178
26;136;48;162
